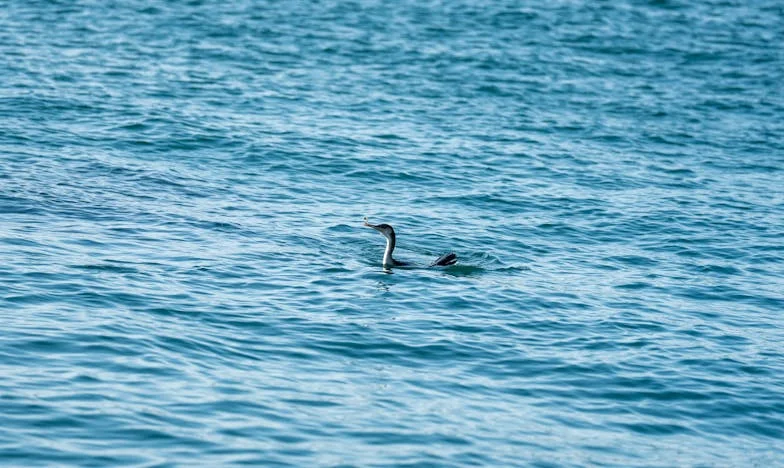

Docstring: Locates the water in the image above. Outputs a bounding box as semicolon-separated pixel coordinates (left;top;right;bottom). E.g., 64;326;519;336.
1;0;783;465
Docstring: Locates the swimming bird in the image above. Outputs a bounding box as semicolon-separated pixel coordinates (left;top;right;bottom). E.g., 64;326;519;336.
364;217;457;268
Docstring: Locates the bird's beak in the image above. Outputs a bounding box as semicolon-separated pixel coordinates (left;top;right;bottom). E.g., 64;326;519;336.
363;217;380;231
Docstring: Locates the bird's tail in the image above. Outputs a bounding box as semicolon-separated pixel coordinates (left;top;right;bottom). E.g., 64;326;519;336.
430;252;457;267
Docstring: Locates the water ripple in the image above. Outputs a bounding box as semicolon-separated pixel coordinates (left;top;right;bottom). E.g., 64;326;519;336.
2;0;783;465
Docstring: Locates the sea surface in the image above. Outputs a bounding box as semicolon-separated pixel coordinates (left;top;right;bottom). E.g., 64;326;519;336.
1;0;783;466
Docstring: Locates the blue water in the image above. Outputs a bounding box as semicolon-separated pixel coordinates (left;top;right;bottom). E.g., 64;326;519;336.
2;0;783;465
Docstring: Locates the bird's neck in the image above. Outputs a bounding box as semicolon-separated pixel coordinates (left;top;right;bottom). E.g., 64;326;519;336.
383;236;396;266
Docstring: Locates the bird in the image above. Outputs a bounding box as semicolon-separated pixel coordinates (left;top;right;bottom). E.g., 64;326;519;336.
364;217;457;268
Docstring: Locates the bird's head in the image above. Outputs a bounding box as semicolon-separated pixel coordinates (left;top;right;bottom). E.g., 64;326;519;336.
364;217;396;242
